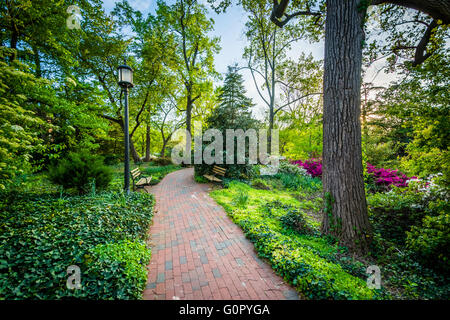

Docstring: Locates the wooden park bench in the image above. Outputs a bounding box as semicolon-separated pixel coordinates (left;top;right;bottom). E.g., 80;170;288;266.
203;165;226;183
131;167;152;191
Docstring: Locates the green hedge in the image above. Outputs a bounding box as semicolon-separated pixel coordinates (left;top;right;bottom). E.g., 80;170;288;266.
0;191;154;299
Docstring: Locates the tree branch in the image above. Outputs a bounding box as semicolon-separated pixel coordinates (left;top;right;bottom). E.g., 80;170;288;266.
270;0;321;28
371;0;450;23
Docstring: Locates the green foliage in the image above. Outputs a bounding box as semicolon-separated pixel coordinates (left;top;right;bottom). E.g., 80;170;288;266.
194;65;259;180
144;164;181;180
0;48;45;188
278;207;318;236
48;152;112;194
369;51;450;184
151;157;173;166
368;189;428;245
274;172;322;191
368;175;449;247
251;178;271;190
194;175;209;183
88;240;151;297
371;235;449;299
207;65;258;131
0;191;154;299
406;213;450;274
232;190;249;208
210;182;381;300
278;161;309;176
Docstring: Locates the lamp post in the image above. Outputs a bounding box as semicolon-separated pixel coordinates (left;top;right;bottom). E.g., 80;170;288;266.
118;61;134;195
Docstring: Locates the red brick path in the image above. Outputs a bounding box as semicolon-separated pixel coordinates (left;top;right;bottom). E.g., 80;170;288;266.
143;168;299;300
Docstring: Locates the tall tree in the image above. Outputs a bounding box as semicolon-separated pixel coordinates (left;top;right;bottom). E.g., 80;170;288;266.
156;0;220;136
242;0;321;149
268;0;449;254
320;0;372;253
207;65;257;131
209;0;448;253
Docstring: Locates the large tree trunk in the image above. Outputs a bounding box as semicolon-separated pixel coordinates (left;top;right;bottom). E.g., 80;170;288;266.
321;0;372;255
129;138;141;163
144;123;151;162
186;95;193;136
161;140;168;158
268;107;274;152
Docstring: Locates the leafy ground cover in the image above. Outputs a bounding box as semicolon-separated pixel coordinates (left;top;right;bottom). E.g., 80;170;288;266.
0;190;154;299
210;168;449;300
210;179;382;299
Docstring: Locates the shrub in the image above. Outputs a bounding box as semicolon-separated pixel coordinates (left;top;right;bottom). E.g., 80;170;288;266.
278;161;309;176
275;173;322;191
194;149;257;180
291;159;322;178
290;159;417;192
367;189;427;245
366;163;415;191
194;175;209;183
151;157;173;166
251;178;271;190
280;208;318;236
371;235;449;299
368;175;449;245
48;151;112;194
239;222;378;299
0;191;155;299
103;154;121;166
145;164;180;181
406;213;450;274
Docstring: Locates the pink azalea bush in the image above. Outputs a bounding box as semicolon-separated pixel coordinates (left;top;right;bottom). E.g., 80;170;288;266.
290;159;322;178
290;159;417;189
366;163;416;189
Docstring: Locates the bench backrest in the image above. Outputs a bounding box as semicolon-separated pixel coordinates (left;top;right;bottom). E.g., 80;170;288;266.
212;165;226;176
131;168;141;180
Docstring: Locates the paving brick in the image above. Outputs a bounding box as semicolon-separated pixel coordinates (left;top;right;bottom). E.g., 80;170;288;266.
211;267;222;279
143;168;299;301
156;272;165;283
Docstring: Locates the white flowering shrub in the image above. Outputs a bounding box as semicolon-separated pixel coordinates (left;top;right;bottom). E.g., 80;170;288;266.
278;161;310;177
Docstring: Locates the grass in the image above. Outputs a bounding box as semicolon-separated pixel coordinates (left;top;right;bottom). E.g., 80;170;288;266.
107;161;182;189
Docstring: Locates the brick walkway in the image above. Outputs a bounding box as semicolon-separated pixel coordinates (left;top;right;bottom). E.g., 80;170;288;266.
143;168;299;300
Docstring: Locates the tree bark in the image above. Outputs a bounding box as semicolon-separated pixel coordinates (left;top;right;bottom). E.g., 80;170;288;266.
130;138;141;163
186;94;192;136
372;0;450;23
144;123;151;162
161;140;168;158
321;0;372;255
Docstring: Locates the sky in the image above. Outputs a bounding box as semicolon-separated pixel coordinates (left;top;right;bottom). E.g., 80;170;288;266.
102;0;395;118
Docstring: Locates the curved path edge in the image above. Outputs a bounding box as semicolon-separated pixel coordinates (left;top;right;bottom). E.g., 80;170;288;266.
143;168;299;300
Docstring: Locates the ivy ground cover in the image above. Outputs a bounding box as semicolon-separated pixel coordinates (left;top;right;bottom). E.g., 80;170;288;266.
210;181;383;299
0;191;154;299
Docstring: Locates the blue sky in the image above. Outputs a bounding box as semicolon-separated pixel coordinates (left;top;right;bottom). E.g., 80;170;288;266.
102;0;392;118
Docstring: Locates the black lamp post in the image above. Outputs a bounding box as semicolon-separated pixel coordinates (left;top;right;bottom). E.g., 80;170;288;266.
118;61;133;195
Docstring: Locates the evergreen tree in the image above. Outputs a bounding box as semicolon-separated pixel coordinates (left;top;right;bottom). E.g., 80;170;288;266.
207;65;257;131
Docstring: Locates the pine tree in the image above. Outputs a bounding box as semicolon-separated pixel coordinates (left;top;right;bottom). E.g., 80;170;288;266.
207;65;257;131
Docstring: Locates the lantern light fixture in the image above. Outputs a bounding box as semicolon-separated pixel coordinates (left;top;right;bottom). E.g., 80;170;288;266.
117;62;133;88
